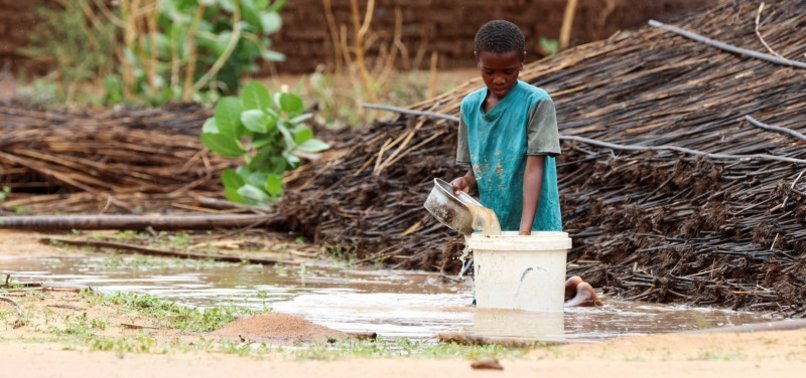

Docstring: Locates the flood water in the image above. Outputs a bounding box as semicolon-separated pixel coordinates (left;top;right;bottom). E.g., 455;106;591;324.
0;254;772;342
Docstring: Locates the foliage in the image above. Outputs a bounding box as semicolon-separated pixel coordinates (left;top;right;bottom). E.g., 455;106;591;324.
24;0;286;107
539;37;561;55
0;186;10;203
22;2;118;105
201;81;329;205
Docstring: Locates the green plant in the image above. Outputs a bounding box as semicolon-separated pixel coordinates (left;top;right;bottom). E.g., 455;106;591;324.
539;37;561;55
201;81;329;205
24;0;286;107
0;186;10;203
22;1;118;106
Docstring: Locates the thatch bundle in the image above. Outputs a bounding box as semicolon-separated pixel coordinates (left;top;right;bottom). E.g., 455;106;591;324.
0;105;229;214
279;0;806;315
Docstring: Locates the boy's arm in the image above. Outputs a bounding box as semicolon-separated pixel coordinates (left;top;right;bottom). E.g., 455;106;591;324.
453;113;476;194
519;155;545;235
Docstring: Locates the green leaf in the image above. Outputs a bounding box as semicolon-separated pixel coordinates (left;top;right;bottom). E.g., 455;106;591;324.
276;122;295;148
261;49;286;62
282;150;300;167
202;118;219;133
278;92;304;115
221;169;245;189
201;133;246;158
103;75;123;104
260;12;282;35
293;125;313;144
288;113;313;124
251;132;278;149
248;147;287;173
241;81;271;110
240;0;263;32
539;37;560;55
219;0;234;12
237;184;269;202
224;186;245;203
246;171;268;188
264;174;283;196
296;139;330;153
241;109;267;133
267;0;286;12
214;97;243;137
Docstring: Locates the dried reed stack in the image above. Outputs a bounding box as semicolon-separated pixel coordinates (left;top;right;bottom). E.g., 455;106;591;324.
0;104;231;214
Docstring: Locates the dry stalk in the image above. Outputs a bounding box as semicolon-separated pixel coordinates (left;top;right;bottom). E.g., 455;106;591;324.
374;119;426;175
560;0;579;49
374;7;404;87
427;51;439;99
146;0;160;94
754;2;788;62
76;0;103;51
181;4;207;101
191;3;242;93
119;0;136;99
348;0;377;103
322;0;343;74
92;0;126;28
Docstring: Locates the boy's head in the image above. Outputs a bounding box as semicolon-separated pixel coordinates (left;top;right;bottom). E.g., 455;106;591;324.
474;20;526;58
473;20;525;99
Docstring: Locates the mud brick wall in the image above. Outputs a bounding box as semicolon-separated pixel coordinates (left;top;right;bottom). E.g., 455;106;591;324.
0;0;717;75
272;0;719;73
0;0;51;72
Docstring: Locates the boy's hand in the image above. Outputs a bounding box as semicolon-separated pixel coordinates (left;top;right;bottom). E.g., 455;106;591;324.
519;229;532;236
450;177;471;195
451;169;477;196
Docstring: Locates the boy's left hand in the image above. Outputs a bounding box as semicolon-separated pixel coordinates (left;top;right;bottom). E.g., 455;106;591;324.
519;229;531;236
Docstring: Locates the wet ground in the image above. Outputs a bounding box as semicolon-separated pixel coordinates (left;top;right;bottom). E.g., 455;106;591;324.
0;254;773;342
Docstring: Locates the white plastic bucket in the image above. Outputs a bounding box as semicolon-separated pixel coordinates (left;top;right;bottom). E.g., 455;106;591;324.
468;231;572;313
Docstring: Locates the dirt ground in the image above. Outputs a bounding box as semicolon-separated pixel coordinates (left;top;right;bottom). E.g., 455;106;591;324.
1;230;805;377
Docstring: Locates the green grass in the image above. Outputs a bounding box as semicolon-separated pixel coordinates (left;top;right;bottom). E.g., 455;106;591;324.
289;337;529;361
82;291;255;332
693;348;748;361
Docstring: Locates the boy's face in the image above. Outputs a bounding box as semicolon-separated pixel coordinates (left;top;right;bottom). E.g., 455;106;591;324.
477;50;523;99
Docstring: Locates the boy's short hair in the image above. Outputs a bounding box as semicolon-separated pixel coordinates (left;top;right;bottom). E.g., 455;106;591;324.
474;20;526;58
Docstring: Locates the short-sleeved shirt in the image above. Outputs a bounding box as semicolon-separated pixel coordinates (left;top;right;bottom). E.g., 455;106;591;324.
456;80;563;231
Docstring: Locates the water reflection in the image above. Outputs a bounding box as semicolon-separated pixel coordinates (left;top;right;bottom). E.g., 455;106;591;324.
0;255;771;341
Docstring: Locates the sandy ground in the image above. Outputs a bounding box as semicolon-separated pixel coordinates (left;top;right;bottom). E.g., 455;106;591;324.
1;230;805;377
1;332;804;378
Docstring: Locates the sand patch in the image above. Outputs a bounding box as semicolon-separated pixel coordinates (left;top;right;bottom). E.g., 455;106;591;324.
212;313;345;343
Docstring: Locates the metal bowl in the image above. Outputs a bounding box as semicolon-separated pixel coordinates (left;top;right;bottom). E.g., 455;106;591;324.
423;178;474;234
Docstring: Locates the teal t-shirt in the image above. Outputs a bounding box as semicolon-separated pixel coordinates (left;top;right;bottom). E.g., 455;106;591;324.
456;80;563;231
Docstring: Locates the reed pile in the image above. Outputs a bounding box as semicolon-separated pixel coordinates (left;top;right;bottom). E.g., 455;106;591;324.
0;104;230;214
279;0;806;315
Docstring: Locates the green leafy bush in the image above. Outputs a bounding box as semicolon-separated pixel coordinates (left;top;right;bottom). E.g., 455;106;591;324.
25;0;286;107
202;81;329;205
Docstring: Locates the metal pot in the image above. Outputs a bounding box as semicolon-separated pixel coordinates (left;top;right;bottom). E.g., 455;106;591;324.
423;178;476;235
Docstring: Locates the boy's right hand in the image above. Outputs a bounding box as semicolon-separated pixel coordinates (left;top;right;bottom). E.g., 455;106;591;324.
450;177;471;196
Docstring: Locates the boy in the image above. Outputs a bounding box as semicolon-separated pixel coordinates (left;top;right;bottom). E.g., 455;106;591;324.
451;20;600;307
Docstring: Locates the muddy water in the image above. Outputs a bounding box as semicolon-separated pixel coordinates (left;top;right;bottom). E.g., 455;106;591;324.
466;203;501;235
0;255;772;341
